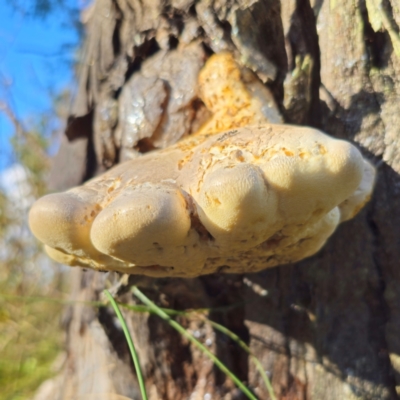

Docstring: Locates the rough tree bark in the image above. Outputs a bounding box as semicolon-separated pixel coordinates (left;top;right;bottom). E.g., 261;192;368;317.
34;0;400;399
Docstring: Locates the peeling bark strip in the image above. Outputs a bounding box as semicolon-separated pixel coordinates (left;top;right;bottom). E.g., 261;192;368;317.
34;0;400;399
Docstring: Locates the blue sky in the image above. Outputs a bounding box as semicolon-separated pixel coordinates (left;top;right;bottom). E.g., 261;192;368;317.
0;0;82;171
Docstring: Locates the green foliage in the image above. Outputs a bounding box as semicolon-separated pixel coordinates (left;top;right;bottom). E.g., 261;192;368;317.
0;190;14;238
0;293;64;400
0;2;81;398
0;118;65;400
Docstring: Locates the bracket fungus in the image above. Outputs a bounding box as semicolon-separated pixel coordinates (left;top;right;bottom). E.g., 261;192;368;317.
29;53;375;278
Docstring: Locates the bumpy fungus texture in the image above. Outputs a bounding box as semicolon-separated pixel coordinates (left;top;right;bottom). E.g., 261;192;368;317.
29;54;375;277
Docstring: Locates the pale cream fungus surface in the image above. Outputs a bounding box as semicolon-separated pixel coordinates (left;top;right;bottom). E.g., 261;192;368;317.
29;54;375;277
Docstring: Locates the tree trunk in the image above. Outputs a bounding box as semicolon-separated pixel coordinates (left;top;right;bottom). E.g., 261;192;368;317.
34;0;400;399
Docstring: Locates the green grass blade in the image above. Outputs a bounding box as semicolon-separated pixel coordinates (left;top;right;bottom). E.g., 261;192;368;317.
131;286;257;400
122;303;275;398
103;290;148;400
206;319;276;400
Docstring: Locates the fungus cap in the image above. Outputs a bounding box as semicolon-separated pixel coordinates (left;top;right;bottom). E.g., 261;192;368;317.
29;53;375;277
29;124;375;277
